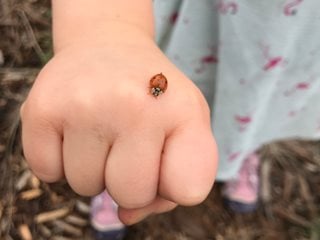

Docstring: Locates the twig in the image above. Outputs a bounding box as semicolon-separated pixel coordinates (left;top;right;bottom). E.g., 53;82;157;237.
0;67;38;76
0;49;4;65
50;237;74;240
65;215;88;227
53;220;82;236
283;172;294;201
29;174;40;189
37;224;51;238
75;200;90;215
35;207;70;223
0;0;14;25
298;175;317;218
0;201;3;220
18;224;32;240
274;207;311;228
16;170;32;191
20;188;42;200
261;159;271;202
17;9;47;63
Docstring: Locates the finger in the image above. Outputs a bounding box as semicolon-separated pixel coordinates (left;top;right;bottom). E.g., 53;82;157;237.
118;196;177;225
63;125;110;196
105;125;164;209
159;122;218;206
20;103;64;182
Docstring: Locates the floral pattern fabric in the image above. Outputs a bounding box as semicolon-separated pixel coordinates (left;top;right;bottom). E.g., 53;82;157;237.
153;0;320;180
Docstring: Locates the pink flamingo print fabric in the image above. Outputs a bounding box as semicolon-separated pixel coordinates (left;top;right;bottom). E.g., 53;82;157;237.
153;0;320;180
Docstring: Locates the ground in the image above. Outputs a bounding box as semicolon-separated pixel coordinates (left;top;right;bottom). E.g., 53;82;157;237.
0;1;320;239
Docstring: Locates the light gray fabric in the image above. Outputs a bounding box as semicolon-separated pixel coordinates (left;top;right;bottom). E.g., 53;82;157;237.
154;0;320;180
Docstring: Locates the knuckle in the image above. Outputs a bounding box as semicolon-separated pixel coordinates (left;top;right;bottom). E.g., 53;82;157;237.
68;90;97;113
63;89;101;123
22;97;58;127
116;82;147;110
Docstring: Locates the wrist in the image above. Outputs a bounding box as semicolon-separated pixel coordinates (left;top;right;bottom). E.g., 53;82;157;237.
53;21;155;53
51;0;155;52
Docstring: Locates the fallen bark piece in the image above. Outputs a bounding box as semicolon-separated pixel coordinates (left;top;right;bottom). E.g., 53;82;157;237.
54;220;82;236
18;224;32;240
20;189;43;200
35;207;70;223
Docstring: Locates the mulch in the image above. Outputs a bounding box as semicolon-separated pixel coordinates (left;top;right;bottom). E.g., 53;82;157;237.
1;1;320;239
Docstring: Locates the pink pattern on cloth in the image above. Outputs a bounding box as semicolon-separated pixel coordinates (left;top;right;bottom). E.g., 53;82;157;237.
234;114;253;132
284;76;315;96
169;11;189;25
195;46;219;74
228;151;241;162
284;82;310;96
263;57;283;71
259;43;285;71
169;11;179;24
216;0;238;15
153;0;320;181
283;0;304;16
288;106;307;117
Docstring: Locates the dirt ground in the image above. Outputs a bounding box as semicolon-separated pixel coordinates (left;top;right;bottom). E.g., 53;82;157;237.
1;1;320;239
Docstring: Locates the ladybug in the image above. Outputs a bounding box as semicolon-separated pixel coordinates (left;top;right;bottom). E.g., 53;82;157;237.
149;73;168;97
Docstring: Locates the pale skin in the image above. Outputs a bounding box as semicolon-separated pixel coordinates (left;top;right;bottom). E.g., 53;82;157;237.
20;0;218;225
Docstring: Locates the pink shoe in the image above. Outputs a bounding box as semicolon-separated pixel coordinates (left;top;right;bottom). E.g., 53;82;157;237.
223;152;260;213
90;191;125;240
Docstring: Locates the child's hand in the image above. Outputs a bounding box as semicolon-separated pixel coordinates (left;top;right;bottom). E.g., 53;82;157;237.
20;26;218;224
